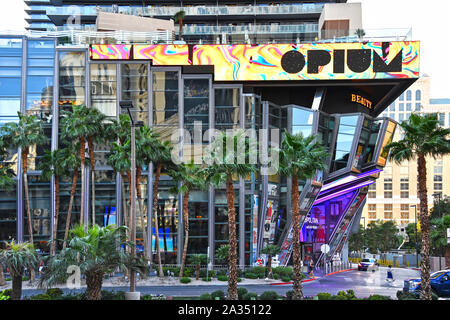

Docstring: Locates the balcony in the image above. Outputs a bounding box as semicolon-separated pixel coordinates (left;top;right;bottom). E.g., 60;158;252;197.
182;23;319;36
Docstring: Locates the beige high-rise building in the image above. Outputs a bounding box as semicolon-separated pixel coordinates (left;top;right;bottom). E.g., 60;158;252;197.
362;76;450;228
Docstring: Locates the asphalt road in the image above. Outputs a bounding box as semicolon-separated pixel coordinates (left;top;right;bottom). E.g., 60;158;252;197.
19;267;423;299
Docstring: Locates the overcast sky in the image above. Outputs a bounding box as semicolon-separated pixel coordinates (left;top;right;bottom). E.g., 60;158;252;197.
0;0;448;98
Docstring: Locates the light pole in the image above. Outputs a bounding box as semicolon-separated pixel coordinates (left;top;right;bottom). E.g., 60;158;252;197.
361;216;366;254
410;205;419;268
120;100;144;295
432;192;442;269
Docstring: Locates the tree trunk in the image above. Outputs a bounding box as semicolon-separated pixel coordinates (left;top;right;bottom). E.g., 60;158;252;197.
50;177;60;256
85;271;104;300
291;175;304;300
267;255;272;279
79;137;86;226
226;174;238;300
88;136;96;227
63;169;78;249
22;149;35;283
121;173;129;280
153;162;164;278
136;166;148;260
11;274;22;300
0;268;6;286
417;153;432;300
179;19;183;40
179;191;190;278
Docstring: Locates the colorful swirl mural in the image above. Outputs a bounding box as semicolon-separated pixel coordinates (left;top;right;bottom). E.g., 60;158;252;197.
133;44;190;65
89;41;420;81
90;44;131;60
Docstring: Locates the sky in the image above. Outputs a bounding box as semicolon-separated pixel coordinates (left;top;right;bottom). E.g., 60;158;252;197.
0;0;449;98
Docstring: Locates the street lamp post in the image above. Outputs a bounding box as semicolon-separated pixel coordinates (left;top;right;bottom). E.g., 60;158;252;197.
432;192;442;269
411;205;419;268
120;101;144;296
361;216;366;254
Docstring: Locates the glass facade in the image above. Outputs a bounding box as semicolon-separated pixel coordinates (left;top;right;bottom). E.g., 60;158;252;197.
0;39;407;268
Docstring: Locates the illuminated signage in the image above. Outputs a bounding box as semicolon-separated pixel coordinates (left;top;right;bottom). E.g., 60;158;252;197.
351;94;373;109
89;41;420;81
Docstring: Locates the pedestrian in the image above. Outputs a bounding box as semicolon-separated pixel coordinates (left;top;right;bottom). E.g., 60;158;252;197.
308;259;314;278
386;265;394;282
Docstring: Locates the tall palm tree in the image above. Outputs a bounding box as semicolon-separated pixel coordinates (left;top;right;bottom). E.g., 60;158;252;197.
39;224;147;300
60;106;95;227
0;241;39;300
135;126;161;260
38;149;67;255
260;244;281;279
203;130;257;300
385;113;450;300
149;140;173;278
279;131;328;300
86;108;108;226
189;254;208;280
173;10;186;40
169;163;209;278
3;112;46;282
59;142;81;250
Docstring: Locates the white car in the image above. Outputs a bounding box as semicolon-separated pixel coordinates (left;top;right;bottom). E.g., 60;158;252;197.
358;258;379;271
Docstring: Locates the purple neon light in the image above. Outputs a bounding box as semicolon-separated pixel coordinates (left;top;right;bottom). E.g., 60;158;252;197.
314;180;374;205
357;168;382;178
319;168;382;194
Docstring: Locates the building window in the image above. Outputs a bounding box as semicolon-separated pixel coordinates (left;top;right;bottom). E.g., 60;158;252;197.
384;166;392;175
384;183;392;190
401;212;409;220
368;183;376;190
399;93;404;101
400;183;409;190
406;103;411;111
415;103;421;111
368;192;376;198
384;191;392;198
368;204;376;211
384;211;393;220
415;90;421;101
400;191;409;198
368;212;377;220
389;103;395;111
434;175;442;182
399;103;404;111
434;166;443;174
434;183;442;190
399;113;404;122
401;204;409;211
406;90;411;101
439;113;445;126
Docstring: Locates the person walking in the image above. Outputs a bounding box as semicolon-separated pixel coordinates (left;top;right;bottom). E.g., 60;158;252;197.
308;259;315;278
386;265;394;282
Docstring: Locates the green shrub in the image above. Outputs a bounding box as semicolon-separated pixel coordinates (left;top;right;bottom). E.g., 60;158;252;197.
100;290;125;300
367;294;391;300
317;292;332;300
273;273;280;280
244;272;258;279
396;290;417;300
237;277;242;283
211;290;225;300
281;276;291;282
29;293;52;300
183;268;194;277
199;293;212;300
251;266;266;278
180;277;191;284
0;290;10;300
259;291;279;300
217;275;228;281
142;294;152;300
242;292;258;300
216;269;227;276
202;277;212;282
46;288;64;299
284;290;293;300
331;294;347;300
273;266;293;278
238;287;248;300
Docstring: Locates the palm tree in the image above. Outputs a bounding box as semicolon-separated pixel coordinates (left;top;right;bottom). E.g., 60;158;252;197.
215;244;230;266
355;28;366;41
0;241;39;300
189;254;208;280
39;224;147;300
86;108;108;226
59;142;81;250
169;163;209;278
203;130;257;300
135;126;161;260
38;149;66;255
278;131;328;300
2;112;46;282
385;113;450;300
149;140;173;278
60;105;94;227
260;244;281;279
173;10;186;40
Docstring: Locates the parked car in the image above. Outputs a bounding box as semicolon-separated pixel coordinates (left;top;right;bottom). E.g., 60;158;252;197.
403;270;450;298
357;258;379;271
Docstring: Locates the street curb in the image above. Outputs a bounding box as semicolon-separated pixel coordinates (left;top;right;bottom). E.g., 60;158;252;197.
270;268;357;286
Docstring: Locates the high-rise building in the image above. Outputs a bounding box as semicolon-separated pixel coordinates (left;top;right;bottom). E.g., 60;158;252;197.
24;1;371;44
362;76;450;229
